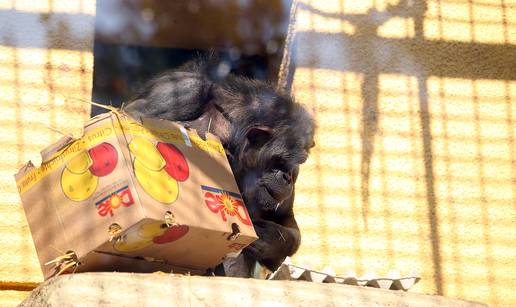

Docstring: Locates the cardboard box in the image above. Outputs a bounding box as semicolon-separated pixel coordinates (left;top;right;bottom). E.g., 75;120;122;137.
15;111;257;279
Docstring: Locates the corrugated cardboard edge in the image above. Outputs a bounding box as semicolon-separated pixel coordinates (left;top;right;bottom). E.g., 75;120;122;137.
14;111;114;183
14;161;35;183
268;259;421;291
140;117;224;146
40;112;111;164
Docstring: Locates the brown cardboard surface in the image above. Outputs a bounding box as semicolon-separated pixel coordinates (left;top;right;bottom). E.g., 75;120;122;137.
15;111;257;279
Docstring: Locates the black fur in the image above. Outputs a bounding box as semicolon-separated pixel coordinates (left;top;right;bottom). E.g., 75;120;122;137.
124;56;315;272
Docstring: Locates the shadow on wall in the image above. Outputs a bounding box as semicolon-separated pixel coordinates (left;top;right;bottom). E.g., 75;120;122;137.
285;0;516;300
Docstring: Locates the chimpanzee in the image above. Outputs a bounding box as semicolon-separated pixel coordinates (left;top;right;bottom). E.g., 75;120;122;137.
123;56;315;274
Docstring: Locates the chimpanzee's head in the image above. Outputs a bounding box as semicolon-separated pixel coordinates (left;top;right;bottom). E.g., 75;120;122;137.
218;79;315;213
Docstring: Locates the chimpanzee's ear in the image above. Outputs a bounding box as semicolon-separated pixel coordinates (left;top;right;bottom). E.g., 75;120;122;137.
246;126;273;148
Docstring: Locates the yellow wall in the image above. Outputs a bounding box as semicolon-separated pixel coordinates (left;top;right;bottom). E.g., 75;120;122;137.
290;1;515;306
0;1;94;305
0;0;514;306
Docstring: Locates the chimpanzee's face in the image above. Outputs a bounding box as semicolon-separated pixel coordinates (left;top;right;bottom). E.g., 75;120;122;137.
229;105;315;213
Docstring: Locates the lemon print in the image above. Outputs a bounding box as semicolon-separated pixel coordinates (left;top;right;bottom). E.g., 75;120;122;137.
128;137;165;171
134;159;179;203
114;238;153;252
66;150;93;174
61;168;98;201
138;221;167;239
113;231;153;252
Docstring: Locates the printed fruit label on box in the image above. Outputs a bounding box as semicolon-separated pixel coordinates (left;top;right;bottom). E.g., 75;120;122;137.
128;137;191;204
112;220;190;252
60;142;119;202
202;185;252;226
95;185;135;217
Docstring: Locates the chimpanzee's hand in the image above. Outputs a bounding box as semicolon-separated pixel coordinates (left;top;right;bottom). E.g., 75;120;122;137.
243;219;300;271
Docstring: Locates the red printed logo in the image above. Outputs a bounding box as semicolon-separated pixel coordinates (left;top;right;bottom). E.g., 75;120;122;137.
201;185;252;226
95;186;134;217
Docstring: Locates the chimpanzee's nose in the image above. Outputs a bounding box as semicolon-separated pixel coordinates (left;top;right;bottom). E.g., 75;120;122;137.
275;170;292;185
265;170;294;202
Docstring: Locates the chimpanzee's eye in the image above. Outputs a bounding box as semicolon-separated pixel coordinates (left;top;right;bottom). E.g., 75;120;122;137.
246;126;273;148
272;156;289;173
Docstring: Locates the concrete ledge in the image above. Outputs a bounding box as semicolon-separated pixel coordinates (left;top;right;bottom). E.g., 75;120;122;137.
20;273;485;307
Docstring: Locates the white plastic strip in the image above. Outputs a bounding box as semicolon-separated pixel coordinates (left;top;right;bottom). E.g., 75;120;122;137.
180;127;192;147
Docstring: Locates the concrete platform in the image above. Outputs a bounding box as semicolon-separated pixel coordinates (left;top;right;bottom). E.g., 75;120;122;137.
20;273;486;307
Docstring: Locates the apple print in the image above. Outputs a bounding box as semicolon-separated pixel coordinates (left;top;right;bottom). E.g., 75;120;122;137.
156;142;189;181
152;225;189;244
88;142;118;177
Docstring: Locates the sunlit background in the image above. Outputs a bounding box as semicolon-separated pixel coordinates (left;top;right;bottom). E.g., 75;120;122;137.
0;0;515;306
290;1;515;306
0;0;94;304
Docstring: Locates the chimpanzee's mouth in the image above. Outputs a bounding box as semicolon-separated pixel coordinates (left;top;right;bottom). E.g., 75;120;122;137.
264;185;279;201
261;185;283;210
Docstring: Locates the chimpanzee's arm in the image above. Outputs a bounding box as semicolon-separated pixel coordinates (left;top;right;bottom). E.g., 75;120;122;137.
123;72;212;122
243;191;301;271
